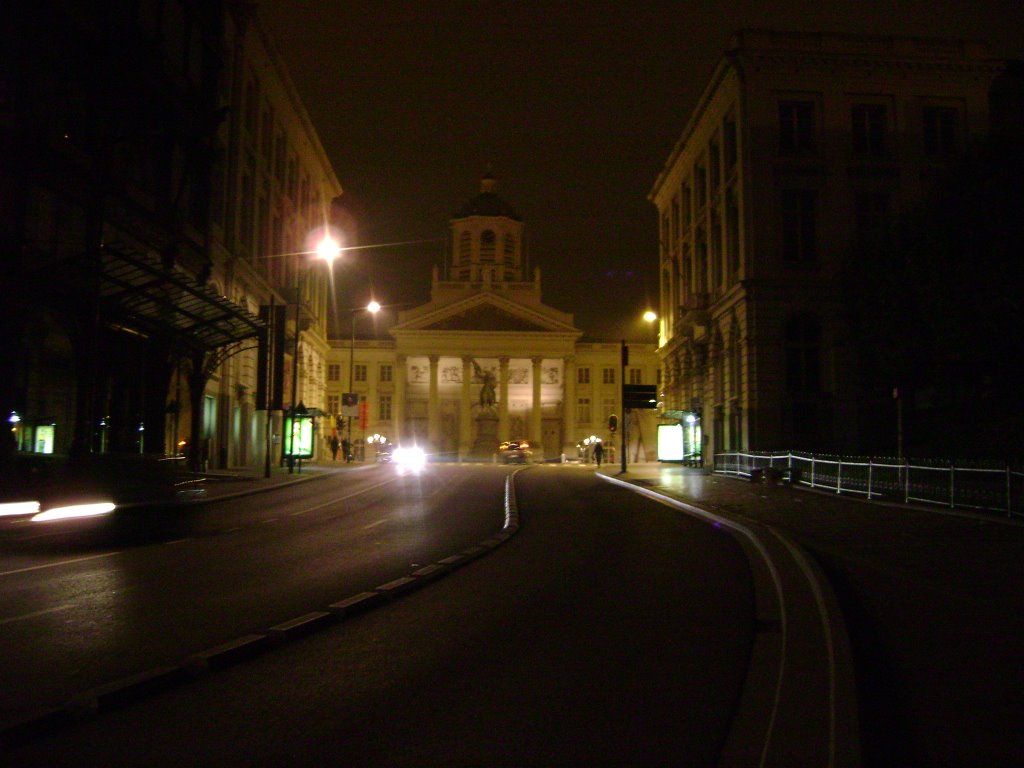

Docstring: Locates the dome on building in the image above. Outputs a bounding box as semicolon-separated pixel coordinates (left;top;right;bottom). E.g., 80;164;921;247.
453;171;522;220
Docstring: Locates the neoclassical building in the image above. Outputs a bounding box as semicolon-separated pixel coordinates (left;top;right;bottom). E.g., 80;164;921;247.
649;30;1006;458
328;174;659;462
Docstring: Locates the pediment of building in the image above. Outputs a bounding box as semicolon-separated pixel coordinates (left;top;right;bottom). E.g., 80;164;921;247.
393;294;578;335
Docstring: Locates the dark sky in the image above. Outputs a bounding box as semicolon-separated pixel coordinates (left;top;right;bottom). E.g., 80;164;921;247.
258;1;1024;341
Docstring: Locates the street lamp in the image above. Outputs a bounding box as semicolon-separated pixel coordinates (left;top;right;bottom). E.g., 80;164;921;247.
620;310;659;474
283;230;342;474
345;300;381;461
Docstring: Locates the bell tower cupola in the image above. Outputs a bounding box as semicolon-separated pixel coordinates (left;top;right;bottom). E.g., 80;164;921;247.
448;171;526;284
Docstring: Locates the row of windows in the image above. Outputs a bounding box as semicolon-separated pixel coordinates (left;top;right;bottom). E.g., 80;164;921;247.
666;114;738;246
328;364;648;387
327;363;394;383
576;368;644;385
778;99;961;158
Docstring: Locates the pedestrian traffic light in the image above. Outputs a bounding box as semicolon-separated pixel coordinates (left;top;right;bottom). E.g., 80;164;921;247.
608;414;618;433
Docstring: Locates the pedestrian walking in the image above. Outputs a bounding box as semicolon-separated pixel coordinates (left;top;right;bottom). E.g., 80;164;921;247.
342;438;351;463
330;435;340;461
593;441;604;466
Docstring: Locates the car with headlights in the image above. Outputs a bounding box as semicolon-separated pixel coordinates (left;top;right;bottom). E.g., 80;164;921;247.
1;453;205;536
499;440;532;464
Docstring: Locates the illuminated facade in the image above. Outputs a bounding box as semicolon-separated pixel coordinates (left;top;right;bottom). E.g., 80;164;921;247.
326;175;660;462
650;30;1004;458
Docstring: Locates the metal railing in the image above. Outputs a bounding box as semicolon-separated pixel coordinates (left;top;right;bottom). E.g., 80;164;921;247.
714;450;1024;518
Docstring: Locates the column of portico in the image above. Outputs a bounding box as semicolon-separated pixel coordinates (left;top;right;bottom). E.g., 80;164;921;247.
460;356;473;460
531;356;543;459
563;355;576;456
394;354;406;444
498;356;510;442
428;354;440;450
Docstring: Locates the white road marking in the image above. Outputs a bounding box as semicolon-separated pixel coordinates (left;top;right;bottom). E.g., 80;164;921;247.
0;603;75;626
0;551;122;578
362;519;388;530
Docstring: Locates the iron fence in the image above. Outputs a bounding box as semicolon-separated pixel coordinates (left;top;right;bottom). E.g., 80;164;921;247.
714;451;1024;518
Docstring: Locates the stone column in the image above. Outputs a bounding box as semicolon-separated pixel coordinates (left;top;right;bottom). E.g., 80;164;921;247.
498;356;510;442
460;356;473;460
563;355;576;457
531;356;543;459
428;354;440;450
394;354;406;444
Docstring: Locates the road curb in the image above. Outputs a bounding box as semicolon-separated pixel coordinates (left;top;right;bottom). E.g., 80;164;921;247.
597;471;861;767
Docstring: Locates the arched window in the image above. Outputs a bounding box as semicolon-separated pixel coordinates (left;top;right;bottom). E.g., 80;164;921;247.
480;230;495;261
784;313;821;393
503;233;515;265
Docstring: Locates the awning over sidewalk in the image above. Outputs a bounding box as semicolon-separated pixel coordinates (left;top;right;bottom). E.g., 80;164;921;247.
98;240;265;350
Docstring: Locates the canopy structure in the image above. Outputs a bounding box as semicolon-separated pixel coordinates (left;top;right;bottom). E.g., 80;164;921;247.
97;240;264;350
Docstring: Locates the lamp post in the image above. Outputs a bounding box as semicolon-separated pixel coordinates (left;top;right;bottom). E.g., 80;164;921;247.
285;233;341;474
620;310;658;474
346;300;380;461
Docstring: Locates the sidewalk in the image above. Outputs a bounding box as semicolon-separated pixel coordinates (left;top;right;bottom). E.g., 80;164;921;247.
195;460;368;502
601;461;1024;767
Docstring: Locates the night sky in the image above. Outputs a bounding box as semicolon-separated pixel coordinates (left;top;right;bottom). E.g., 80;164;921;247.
258;1;1024;341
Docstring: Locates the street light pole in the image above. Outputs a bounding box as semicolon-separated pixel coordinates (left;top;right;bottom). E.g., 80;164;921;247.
347;300;380;461
621;339;628;474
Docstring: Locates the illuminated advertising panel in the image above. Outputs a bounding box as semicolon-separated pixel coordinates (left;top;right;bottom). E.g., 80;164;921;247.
657;423;684;461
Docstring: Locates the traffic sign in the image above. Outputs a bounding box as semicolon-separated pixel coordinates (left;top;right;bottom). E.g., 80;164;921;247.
622;384;657;409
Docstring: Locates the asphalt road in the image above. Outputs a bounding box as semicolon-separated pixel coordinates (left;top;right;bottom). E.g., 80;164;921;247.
4;465;756;766
0;464;508;727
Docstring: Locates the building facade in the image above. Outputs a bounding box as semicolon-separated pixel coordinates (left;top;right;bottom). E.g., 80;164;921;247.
649;30;1005;458
1;2;340;471
326;175;660;463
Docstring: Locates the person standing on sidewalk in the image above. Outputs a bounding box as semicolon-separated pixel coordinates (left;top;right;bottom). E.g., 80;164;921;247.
593;441;604;466
330;435;340;461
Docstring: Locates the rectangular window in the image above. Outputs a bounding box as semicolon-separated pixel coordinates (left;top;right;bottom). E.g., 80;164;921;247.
354;364;367;383
602;368;615;385
852;104;887;156
781;189;817;265
726;190;740;279
327;395;340;414
576;397;591;424
602;397;616;423
778;100;816;154
922;105;958;156
785;314;821;393
723;116;738;172
379;364;393;383
327;364;340;382
709;141;720;191
577;367;590;385
854;192;891;241
378;394;392;421
629;368;642;385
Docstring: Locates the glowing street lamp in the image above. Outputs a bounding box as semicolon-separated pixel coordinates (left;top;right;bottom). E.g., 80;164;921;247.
345;300;381;461
278;228;344;474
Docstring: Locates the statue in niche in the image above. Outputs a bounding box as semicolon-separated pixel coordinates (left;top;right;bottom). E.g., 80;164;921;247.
473;361;497;409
